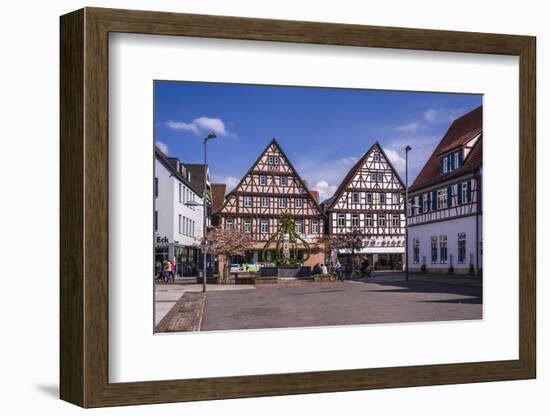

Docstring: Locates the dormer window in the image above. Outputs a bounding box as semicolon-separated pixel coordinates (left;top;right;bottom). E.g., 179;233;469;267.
440;150;463;175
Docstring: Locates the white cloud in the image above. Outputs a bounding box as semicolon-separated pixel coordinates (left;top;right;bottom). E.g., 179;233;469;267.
166;116;232;137
382;147;406;178
155;141;169;154
212;174;240;191
424;108;465;124
338;156;359;165
313;180;338;202
391;122;420;133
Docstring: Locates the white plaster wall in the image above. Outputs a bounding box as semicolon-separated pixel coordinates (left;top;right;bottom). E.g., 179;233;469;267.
408;215;482;271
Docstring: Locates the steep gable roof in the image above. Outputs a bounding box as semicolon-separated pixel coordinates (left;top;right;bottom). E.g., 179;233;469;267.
327;141;405;211
218;138;324;215
409;106;482;192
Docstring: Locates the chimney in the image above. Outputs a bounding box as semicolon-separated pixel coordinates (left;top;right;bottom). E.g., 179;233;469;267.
310;190;319;202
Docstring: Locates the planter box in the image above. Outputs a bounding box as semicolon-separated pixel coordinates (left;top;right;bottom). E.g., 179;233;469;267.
260;266;311;278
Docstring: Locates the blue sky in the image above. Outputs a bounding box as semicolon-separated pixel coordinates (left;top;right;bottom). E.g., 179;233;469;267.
154;81;482;202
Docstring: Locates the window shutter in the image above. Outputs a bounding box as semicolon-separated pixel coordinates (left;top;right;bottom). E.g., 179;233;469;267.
419;195;423;213
448;154;453;171
457;183;462;204
426;193;430;211
458;151;463;167
440;158;444;174
447;186;452;208
467;180;472;202
432;191;437;210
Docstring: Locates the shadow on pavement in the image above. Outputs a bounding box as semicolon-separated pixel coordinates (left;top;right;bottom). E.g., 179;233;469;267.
355;279;482;305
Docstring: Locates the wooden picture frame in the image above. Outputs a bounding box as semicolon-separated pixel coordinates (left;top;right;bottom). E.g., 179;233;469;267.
60;7;536;408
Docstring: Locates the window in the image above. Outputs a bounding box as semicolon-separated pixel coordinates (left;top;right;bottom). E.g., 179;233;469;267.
261;219;269;233
378;214;386;227
392;214;399;227
367;193;373;203
311;220;320;234
280;176;288;186
392;193;399;204
186;218;189;235
295;198;303;208
273;156;279;165
154;211;158;231
244;196;252;208
423;194;429;212
244;219;252;233
179;183;183;203
442;157;448;173
437;189;447;209
337;214;345;227
351;214;359;227
259;175;267;185
461;182;468;204
154;177;158;198
178;214;182;234
379;193;386;204
413;238;420;263
279;197;287;208
261;196;269;208
295;220;303;234
366;214;373;227
458;233;467;263
226;218;234;230
454;152;460;169
377;173;383;182
268;155;275;165
440;235;448;263
431;236;438;263
374;153;380;162
352;192;359;203
371;173;377;181
191;220;195;237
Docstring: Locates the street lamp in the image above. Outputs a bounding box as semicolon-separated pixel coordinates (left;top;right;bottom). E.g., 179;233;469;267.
201;132;217;293
404;145;412;281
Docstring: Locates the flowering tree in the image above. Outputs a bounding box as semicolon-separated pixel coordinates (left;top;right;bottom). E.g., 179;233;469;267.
206;226;253;282
329;229;364;276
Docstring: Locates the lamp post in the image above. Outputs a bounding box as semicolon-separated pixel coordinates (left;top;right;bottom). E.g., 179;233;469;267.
202;132;217;292
405;145;412;281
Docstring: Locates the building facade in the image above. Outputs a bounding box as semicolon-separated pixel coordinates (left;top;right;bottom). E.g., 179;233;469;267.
154;147;206;278
325;142;406;270
216;139;325;266
407;106;482;274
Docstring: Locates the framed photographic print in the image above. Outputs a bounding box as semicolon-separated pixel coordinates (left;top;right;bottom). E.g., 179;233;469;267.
60;7;536;408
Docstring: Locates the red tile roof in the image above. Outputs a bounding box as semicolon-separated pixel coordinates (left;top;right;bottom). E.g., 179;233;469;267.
409;106;482;192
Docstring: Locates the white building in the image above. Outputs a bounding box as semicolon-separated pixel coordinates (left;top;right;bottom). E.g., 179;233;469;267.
407;106;482;274
154;147;206;278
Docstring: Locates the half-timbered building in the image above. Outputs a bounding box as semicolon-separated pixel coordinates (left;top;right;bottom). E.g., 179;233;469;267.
407;106;482;274
215;138;325;266
325;142;406;269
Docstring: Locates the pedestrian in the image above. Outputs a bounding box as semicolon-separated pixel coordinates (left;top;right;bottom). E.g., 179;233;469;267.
163;259;171;283
360;257;369;277
335;260;343;280
170;260;175;282
321;263;328;275
312;262;322;275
